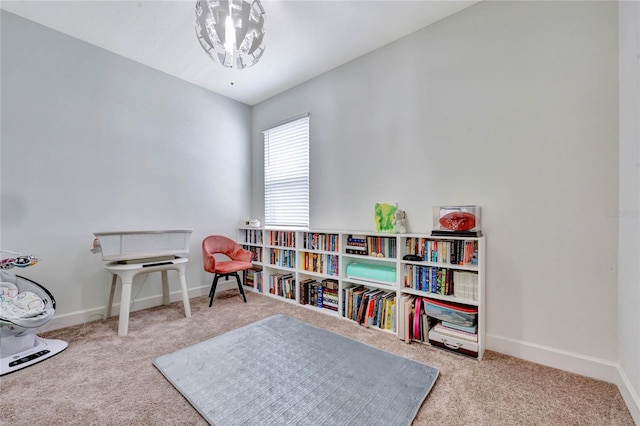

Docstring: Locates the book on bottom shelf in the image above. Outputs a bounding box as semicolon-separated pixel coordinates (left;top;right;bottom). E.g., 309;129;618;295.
269;273;295;300
349;286;367;320
363;290;382;327
299;278;339;311
347;288;395;330
243;268;263;292
397;294;439;344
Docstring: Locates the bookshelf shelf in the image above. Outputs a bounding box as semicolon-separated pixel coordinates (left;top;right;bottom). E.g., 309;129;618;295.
342;253;397;263
400;287;479;307
301;302;341;317
400;259;479;272
342;277;396;290
298;269;336;280
238;227;485;360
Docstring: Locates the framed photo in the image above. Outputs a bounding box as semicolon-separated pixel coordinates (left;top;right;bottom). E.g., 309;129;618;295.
374;202;397;233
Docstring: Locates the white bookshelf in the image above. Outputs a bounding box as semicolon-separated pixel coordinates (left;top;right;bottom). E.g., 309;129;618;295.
238;227;485;359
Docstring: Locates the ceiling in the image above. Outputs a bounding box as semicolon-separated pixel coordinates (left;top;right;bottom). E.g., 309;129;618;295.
1;0;480;106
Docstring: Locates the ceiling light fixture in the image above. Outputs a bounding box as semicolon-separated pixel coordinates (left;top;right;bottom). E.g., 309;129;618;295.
195;0;266;70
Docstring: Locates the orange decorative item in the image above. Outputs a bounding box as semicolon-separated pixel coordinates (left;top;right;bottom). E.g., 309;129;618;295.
439;211;477;232
432;206;482;236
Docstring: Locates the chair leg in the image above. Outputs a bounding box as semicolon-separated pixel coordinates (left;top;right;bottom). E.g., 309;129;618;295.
209;274;220;307
235;272;247;303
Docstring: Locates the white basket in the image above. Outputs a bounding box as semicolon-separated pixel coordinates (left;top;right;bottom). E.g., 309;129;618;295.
93;229;193;262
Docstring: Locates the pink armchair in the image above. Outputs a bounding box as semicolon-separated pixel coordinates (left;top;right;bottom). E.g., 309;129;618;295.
202;235;253;307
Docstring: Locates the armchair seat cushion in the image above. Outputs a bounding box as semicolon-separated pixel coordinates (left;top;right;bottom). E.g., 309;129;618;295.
215;260;253;275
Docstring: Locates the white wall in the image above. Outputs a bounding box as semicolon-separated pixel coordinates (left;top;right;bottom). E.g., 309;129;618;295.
252;1;620;375
1;11;252;326
3;3;635;414
618;0;640;421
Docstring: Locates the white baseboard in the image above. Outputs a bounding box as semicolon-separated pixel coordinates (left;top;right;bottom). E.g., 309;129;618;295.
41;281;239;333
487;333;640;424
486;333;619;382
616;365;640;425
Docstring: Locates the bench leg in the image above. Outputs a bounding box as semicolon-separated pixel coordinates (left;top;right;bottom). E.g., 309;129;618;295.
118;279;133;336
105;274;118;319
179;270;191;317
161;270;170;306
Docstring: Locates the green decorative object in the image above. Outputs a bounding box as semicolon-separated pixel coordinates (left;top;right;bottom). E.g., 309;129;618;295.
374;202;397;233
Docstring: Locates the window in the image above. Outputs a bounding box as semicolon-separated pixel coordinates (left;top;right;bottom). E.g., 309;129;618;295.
263;114;309;229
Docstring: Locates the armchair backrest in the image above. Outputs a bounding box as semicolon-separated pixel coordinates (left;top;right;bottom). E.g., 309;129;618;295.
202;235;252;273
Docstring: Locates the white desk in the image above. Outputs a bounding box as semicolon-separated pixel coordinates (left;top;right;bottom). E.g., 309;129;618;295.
103;256;191;336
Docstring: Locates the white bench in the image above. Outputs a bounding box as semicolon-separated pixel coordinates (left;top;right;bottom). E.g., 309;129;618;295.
103;257;191;336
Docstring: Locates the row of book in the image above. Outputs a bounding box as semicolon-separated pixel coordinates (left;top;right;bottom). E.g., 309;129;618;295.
344;235;367;254
342;286;396;331
404;238;478;266
243;268;263;292
300;252;339;276
269;248;296;268
242;229;263;245
302;232;340;252
299;278;339;311
345;235;397;259
269;231;296;248
403;265;453;296
397;294;478;344
402;266;479;301
269;273;296;300
243;245;263;263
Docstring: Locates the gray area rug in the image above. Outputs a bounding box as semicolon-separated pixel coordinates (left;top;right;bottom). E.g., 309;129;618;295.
153;314;439;425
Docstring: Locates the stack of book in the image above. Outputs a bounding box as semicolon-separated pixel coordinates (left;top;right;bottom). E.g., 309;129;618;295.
320;279;339;311
301;253;339;276
423;239;478;265
342;286;395;331
299;278;318;306
302;232;339;252
243;268;263;292
243;245;263;262
366;236;397;258
397;295;437;343
242;229;263;244
402;265;455;296
299;278;339;311
269;273;295;300
345;235;368;255
269;231;296;247
269;248;296;268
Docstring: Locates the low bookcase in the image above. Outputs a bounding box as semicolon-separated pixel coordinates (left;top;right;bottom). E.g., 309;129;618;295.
238;227;485;360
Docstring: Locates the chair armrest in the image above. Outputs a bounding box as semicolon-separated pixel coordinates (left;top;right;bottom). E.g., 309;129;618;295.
202;246;217;273
231;245;252;263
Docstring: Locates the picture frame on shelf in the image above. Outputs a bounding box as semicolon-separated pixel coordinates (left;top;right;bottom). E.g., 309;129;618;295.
374;202;397;233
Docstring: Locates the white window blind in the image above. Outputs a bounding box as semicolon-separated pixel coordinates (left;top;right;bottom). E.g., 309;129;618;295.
263;114;309;228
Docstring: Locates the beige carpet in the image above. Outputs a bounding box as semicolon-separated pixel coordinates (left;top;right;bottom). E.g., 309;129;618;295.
0;290;634;425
